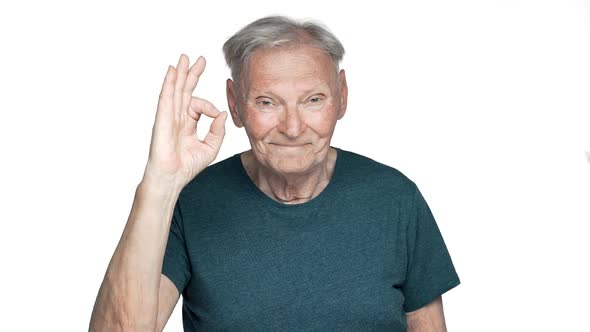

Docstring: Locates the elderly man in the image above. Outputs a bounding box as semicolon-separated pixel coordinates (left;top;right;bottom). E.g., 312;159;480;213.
90;15;460;331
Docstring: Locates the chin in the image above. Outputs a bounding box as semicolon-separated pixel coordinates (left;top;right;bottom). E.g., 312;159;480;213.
269;157;315;175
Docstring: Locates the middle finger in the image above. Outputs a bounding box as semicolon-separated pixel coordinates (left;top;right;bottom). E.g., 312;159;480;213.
182;56;206;117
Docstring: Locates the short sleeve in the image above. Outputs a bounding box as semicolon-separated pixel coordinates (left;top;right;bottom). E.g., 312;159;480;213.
401;185;461;313
162;197;191;294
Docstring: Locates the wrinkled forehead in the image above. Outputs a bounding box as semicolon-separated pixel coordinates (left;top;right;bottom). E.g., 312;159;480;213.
242;44;338;95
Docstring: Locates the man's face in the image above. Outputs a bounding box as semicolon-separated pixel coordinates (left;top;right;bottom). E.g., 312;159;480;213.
226;44;348;175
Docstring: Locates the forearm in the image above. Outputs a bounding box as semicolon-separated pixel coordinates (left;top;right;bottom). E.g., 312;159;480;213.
89;178;181;331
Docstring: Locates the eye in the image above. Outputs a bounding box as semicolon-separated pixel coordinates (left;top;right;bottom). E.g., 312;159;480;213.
306;94;325;104
255;97;277;109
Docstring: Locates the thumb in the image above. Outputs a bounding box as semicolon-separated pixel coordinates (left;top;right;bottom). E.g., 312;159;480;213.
203;111;228;149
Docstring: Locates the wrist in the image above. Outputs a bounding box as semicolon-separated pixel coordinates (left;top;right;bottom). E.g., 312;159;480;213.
138;173;183;198
141;162;186;191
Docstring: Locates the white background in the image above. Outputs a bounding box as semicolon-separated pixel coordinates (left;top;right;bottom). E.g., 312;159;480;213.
1;0;589;331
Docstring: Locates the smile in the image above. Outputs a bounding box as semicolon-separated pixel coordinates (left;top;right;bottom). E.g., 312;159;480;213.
270;143;310;147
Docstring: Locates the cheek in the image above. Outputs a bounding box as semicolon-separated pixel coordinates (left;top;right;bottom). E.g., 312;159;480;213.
307;106;339;136
242;108;277;139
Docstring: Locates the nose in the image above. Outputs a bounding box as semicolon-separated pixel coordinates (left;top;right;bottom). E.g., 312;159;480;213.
278;105;305;139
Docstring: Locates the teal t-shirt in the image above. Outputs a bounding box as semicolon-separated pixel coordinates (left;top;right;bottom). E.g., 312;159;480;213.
162;146;460;331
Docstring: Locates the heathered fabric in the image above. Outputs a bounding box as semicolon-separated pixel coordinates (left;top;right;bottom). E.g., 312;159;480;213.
162;146;460;331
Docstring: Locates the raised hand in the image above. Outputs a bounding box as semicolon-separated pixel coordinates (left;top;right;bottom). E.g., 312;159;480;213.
143;54;228;191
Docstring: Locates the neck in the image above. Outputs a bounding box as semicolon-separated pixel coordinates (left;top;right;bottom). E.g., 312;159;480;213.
241;147;337;205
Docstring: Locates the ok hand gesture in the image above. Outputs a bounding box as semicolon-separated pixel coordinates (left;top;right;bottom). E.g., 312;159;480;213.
143;54;228;191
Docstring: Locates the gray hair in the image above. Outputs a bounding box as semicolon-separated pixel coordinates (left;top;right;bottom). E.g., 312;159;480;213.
222;15;345;101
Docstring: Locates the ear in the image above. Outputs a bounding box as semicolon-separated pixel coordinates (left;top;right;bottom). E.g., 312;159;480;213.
226;79;244;128
337;69;348;120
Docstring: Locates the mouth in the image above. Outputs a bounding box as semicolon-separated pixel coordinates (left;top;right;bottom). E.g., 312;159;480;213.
270;143;310;147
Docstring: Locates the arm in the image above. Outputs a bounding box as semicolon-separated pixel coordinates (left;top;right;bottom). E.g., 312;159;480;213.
406;296;448;332
155;274;181;332
89;180;182;331
89;54;227;331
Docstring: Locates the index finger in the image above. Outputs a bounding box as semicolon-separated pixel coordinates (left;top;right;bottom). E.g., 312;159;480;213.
188;97;222;120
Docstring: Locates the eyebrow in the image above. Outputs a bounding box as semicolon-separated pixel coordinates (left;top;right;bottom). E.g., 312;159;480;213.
252;84;328;101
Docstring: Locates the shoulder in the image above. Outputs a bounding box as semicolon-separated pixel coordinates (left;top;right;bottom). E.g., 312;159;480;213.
178;153;242;201
336;147;418;195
